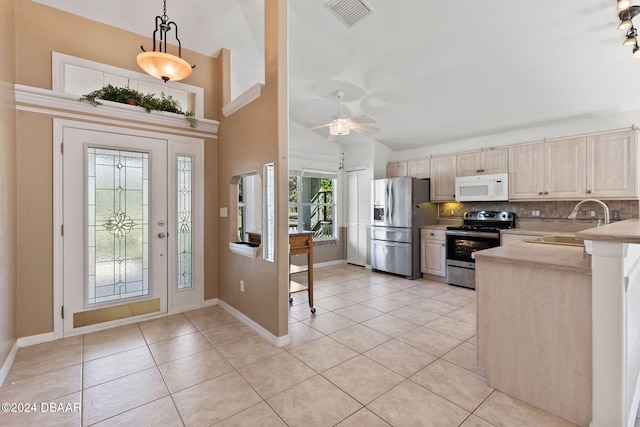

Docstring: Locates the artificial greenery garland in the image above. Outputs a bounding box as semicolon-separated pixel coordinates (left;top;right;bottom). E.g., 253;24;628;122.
79;84;198;128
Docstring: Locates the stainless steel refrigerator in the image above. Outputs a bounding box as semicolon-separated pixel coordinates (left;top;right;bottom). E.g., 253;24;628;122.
371;177;437;279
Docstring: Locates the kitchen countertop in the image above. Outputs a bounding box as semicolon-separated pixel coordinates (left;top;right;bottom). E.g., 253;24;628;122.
420;224;450;230
500;228;577;237
474;240;591;273
576;218;640;244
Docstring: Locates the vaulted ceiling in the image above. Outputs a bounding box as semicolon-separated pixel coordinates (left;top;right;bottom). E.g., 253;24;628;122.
34;0;640;151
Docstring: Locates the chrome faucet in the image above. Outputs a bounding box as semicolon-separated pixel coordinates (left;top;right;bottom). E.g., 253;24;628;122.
568;199;610;225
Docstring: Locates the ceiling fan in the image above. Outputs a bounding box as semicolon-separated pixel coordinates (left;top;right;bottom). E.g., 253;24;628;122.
308;90;379;138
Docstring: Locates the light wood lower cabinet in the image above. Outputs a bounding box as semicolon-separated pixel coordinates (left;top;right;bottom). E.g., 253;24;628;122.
421;228;446;277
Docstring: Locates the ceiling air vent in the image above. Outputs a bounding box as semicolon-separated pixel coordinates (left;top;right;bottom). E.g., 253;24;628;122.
326;0;374;27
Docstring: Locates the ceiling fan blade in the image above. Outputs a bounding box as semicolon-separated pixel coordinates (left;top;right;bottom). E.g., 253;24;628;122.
348;114;377;124
306;121;332;130
351;123;380;135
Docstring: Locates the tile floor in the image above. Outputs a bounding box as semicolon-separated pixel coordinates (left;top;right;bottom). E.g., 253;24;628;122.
0;264;624;426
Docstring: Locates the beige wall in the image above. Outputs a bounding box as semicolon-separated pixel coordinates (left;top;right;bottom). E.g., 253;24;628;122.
216;0;289;337
0;0;18;364
15;1;217;114
14;1;220;337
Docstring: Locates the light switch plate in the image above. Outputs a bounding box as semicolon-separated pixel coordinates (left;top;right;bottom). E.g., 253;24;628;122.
220;207;228;217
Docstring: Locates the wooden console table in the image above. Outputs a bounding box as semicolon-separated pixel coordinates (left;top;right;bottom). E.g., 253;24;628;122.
289;232;315;313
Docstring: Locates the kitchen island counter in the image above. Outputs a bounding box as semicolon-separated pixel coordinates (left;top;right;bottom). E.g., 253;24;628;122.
475;240;592;426
474;239;591;273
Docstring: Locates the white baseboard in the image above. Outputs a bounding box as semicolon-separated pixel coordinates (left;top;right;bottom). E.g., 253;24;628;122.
627;370;640;427
217;300;290;347
315;259;347;268
204;298;219;307
17;332;57;348
292;259;346;270
0;340;19;387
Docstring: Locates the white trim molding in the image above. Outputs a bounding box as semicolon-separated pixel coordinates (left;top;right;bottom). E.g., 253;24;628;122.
15;84;219;138
0;341;19;387
222;83;264;117
217;300;290;347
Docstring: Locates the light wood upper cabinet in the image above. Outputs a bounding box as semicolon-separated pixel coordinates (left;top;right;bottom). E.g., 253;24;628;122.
457;148;508;177
430;155;457;201
545;136;586;199
407;158;430;178
509;143;545;199
386;160;408;178
586;130;637;198
510;138;586;199
509;129;638;200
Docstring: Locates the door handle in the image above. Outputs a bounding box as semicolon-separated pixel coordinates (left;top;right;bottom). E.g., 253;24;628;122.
158;232;168;239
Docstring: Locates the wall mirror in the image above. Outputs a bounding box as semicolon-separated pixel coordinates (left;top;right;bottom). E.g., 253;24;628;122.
236;173;262;246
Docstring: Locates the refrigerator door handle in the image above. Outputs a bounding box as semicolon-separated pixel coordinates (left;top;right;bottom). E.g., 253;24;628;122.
385;182;390;224
388;181;393;224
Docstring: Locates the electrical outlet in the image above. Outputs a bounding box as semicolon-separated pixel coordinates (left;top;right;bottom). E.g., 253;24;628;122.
531;210;540;217
240;280;244;292
612;210;621;220
589;209;597;218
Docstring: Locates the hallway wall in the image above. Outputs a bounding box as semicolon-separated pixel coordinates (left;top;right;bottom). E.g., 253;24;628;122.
0;0;17;369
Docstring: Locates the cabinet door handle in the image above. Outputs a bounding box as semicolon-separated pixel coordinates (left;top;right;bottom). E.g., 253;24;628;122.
543;191;549;195
586;189;592;194
441;243;445;247
430;232;435;236
538;192;543;195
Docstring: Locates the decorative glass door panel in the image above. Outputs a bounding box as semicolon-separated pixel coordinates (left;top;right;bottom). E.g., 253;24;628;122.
177;156;193;290
87;148;150;304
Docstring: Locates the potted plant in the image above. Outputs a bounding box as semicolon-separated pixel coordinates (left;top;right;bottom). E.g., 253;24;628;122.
79;84;198;128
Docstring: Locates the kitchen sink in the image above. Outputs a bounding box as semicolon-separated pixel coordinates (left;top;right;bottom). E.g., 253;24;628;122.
526;235;584;247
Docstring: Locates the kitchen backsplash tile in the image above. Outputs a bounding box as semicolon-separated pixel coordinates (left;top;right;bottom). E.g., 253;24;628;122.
438;200;639;229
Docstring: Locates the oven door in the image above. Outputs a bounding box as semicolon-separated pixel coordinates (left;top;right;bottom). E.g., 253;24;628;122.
445;231;500;263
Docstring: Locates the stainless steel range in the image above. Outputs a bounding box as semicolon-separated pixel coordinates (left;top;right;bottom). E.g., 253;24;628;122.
445;210;515;289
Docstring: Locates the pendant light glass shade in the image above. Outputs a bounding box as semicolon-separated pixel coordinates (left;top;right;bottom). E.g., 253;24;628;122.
619;19;634;30
619;0;632;11
137;51;192;82
623;35;638;45
634;44;640;58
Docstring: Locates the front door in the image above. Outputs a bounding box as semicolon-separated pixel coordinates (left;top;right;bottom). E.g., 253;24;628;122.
62;127;170;334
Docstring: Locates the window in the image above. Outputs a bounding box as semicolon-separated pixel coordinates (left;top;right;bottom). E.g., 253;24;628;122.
52;52;204;117
289;171;337;240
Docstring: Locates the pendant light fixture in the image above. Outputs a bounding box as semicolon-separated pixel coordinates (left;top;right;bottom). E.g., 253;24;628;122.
137;0;195;82
617;2;640;59
623;27;638;45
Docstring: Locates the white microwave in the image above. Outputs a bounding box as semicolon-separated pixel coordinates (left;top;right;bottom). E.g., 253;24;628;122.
455;173;509;202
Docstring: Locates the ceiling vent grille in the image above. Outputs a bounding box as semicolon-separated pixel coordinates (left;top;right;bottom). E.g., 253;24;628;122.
326;0;374;27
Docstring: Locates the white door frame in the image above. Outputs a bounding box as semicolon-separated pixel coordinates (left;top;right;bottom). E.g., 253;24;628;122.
53;119;205;338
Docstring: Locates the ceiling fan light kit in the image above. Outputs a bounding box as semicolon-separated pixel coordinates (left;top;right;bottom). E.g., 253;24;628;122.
330;118;351;135
617;3;640;58
137;0;195;82
306;90;379;139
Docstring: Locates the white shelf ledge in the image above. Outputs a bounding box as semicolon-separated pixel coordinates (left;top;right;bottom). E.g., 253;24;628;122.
229;241;260;258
